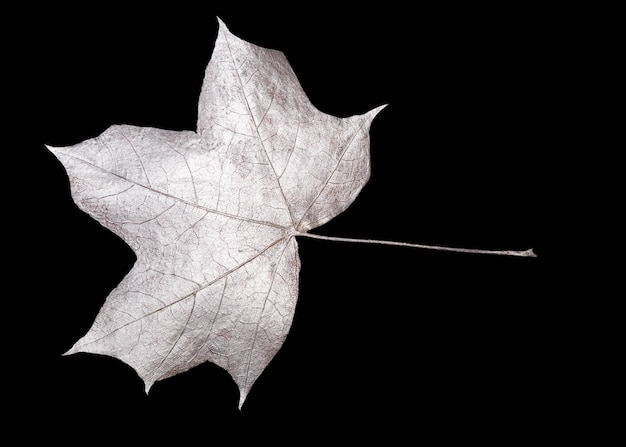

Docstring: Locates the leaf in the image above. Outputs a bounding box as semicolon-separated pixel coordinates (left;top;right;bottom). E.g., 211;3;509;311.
48;18;384;408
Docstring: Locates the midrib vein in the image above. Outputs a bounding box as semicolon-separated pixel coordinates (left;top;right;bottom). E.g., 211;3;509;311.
223;32;297;227
73;237;287;349
295;117;368;230
60;151;285;230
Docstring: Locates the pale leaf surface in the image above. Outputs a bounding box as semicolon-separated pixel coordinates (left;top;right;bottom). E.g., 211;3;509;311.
49;18;383;408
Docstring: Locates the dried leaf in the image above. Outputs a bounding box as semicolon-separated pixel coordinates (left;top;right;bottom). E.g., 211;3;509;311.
49;18;384;408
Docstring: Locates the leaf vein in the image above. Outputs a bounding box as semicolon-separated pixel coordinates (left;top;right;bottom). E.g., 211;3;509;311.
223;31;296;227
151;293;197;382
58;152;286;230
117;129;153;188
243;235;292;391
295;118;369;229
73;237;287;350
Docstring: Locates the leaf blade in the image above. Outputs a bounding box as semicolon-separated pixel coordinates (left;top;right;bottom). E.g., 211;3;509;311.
53;17;379;407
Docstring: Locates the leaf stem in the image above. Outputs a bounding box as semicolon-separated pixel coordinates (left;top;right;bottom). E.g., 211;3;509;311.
297;232;536;258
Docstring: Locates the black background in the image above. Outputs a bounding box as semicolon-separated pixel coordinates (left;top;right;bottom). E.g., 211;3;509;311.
10;3;569;444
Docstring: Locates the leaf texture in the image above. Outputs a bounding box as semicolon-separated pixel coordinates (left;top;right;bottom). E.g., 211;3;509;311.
49;18;384;408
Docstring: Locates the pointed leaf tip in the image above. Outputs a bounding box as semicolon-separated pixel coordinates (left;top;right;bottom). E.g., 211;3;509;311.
44;144;58;154
216;16;230;33
374;103;389;113
369;103;388;119
356;103;387;129
63;342;81;356
144;381;153;395
45;144;69;162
